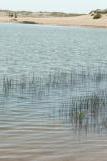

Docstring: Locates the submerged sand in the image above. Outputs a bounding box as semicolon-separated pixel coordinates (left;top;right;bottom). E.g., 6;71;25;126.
0;127;107;161
0;14;107;28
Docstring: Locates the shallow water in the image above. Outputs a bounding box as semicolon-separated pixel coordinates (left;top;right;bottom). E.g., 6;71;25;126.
0;24;107;161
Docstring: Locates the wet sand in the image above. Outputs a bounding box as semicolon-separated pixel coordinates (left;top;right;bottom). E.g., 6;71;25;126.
0;14;107;28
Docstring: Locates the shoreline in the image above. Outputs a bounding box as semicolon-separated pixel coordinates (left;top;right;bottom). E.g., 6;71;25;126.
0;15;107;29
1;22;107;30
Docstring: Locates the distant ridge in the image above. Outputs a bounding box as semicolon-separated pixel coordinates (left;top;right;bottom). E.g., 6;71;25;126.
0;9;85;18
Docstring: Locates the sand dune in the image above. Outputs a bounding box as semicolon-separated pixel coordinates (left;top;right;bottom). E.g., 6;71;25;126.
0;14;107;28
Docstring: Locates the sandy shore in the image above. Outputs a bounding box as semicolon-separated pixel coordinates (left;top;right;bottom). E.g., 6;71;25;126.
0;14;107;28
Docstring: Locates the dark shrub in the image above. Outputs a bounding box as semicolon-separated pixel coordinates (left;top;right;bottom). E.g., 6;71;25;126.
93;13;102;19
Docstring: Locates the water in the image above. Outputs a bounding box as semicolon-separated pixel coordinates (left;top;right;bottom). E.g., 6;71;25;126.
0;24;107;76
0;24;107;161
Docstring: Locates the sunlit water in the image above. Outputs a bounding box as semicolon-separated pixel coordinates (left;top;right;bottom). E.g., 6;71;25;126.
0;24;107;161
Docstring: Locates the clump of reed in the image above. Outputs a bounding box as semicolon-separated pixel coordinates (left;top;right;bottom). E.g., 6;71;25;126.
1;66;107;94
60;93;107;133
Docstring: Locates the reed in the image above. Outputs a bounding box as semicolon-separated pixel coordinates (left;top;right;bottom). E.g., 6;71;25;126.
1;67;107;133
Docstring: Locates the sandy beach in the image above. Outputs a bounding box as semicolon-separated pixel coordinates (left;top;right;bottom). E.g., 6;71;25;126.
0;14;107;28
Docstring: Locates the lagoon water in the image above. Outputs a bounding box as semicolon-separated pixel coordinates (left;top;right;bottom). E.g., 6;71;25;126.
0;24;107;161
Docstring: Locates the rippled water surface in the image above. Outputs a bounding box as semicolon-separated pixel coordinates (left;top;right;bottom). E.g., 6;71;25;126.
0;24;107;161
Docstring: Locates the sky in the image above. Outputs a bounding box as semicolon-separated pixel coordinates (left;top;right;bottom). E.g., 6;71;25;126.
0;0;107;13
